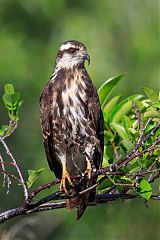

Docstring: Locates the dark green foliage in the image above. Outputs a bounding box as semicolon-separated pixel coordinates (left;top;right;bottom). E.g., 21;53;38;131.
98;74;123;108
98;77;160;199
27;168;45;188
136;178;152;200
2;84;22;121
0;84;22;138
1;80;159;202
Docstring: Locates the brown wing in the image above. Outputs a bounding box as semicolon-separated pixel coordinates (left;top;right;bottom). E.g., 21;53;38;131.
88;86;104;168
39;84;62;179
76;86;104;220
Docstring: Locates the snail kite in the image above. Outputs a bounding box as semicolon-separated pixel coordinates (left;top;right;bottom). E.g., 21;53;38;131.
40;40;104;220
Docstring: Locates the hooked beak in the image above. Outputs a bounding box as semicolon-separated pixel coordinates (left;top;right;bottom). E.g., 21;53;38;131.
84;53;90;65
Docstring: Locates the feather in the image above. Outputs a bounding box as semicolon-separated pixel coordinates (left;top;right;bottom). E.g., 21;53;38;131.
40;40;104;220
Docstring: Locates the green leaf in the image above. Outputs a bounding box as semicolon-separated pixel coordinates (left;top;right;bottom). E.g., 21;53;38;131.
120;176;132;183
103;95;121;122
153;102;160;109
98;177;113;190
129;128;138;136
119;144;127;157
27;168;45;188
102;155;110;167
110;123;128;139
2;84;21;117
121;116;134;140
144;109;159;118
103;111;108;125
104;130;114;143
0;125;9;136
128;161;141;173
2;92;20;109
136;178;152;200
105;145;114;159
110;95;143;123
122;115;132;128
4;84;15;95
98;74;123;108
142;87;159;103
134;99;146;112
121;139;134;150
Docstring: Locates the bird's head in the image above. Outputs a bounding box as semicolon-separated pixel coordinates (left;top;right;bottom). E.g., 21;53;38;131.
55;40;90;69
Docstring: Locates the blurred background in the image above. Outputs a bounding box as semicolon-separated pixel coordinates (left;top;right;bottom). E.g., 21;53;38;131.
0;0;159;239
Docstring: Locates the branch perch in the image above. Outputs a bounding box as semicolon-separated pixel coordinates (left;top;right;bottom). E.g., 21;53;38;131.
0;101;160;224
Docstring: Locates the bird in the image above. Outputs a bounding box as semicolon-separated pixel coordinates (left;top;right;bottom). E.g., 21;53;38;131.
40;40;104;220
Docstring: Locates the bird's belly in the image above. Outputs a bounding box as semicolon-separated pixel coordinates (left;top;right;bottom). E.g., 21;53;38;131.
63;103;86;140
51;98;88;176
61;89;87;141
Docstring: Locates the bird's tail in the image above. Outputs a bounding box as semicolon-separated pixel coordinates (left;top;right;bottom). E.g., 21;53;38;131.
66;177;96;220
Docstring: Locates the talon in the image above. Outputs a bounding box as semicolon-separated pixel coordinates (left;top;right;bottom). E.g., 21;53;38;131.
86;160;92;179
60;165;74;193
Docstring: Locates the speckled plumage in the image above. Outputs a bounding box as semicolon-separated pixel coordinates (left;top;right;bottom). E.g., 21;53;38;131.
40;40;104;219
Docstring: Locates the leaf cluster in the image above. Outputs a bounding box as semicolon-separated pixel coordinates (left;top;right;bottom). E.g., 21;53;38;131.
0;79;159;220
98;76;160;200
0;84;22;138
25;77;160;201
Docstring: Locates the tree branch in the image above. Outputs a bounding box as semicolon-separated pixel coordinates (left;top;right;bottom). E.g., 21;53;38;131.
0;100;160;224
0;137;29;200
1;192;160;224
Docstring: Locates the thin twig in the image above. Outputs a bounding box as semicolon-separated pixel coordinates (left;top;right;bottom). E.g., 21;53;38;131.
3;121;18;140
0;161;15;166
98;144;160;175
143;122;160;143
0;153;11;189
27;179;61;204
0;137;29;201
103;123;160;173
0;169;21;183
0;102;160;224
132;101;142;132
147;157;159;172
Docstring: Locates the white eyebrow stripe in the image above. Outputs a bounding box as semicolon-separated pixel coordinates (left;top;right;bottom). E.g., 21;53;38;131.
60;43;76;51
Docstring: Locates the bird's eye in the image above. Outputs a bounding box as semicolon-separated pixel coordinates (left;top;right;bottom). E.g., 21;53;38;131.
68;48;77;53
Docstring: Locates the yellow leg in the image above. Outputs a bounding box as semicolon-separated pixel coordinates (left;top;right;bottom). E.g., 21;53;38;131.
60;164;74;193
86;160;92;179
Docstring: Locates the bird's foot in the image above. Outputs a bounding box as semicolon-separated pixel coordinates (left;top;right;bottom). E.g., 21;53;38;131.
86;160;92;179
60;166;74;194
